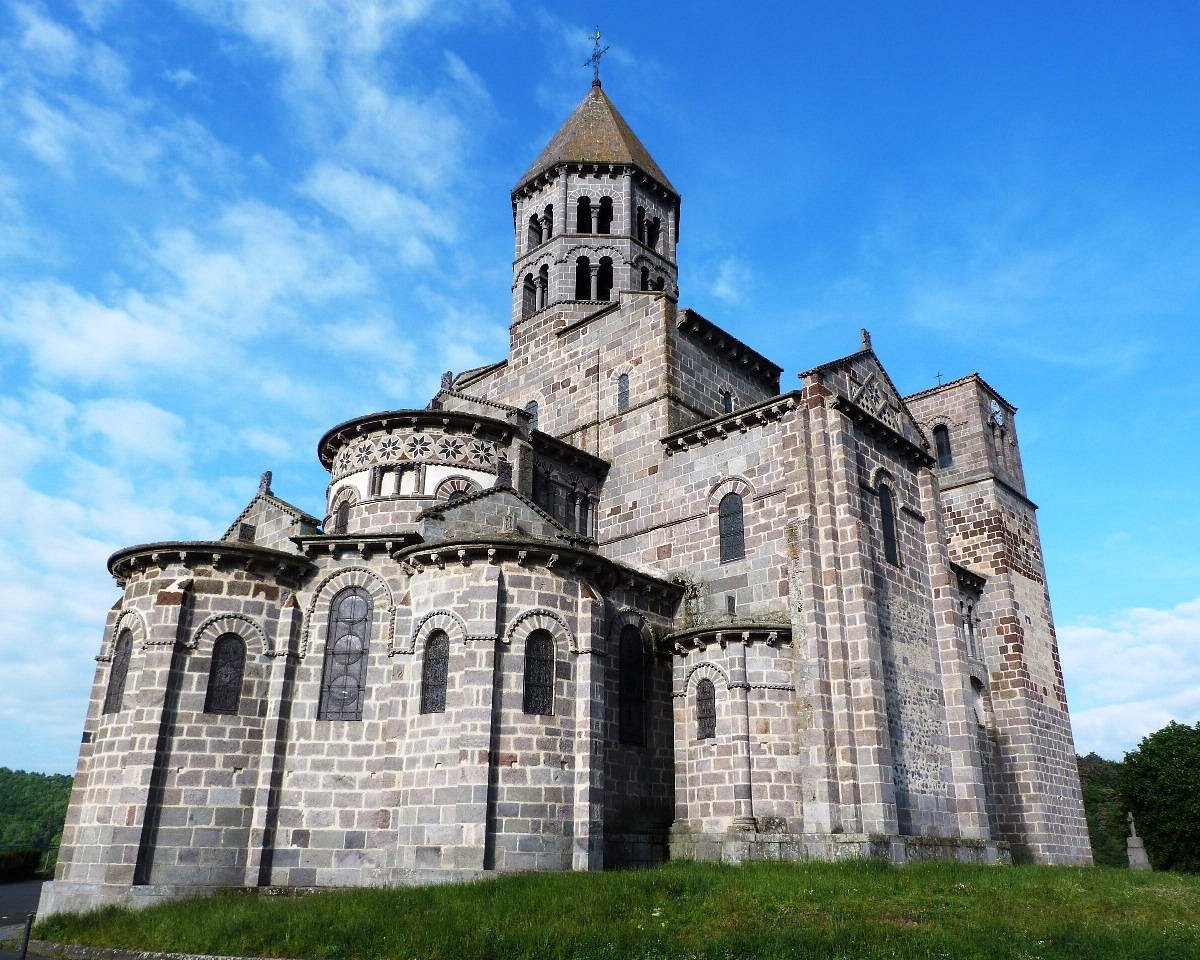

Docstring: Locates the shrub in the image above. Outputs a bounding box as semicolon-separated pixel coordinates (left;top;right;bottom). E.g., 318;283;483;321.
1122;720;1200;873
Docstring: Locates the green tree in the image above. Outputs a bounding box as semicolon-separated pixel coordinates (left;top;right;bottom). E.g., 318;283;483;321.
1077;752;1127;867
0;767;73;875
1122;721;1200;873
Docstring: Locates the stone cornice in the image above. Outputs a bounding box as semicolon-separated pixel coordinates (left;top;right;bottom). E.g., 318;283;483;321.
108;541;312;586
530;429;610;474
391;537;683;604
293;532;423;560
661;393;800;456
666;622;793;654
318;409;519;470
677;309;783;383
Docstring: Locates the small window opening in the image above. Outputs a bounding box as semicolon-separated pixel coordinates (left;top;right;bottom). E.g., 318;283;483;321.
204;633;246;715
526;213;542;249
640;266;650;291
525;400;539;431
647;217;661;250
934;424;953;469
726;594;736;616
420;629;449;714
537;264;549;310
333;499;350;536
879;482;899;565
617;373;630;413
596;256;613;301
696;678;716;739
237;522;256;542
543;204;554;239
597;196;613;234
521;273;536;318
574;256;591;300
523;629;554;716
636;205;646;243
653;275;665;291
102;630;133;715
618;625;644;746
718;492;745;562
721;390;734;414
576;196;592;234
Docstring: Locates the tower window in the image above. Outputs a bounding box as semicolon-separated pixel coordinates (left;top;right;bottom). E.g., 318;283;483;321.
574;256;591;300
718;492;745;562
597;196;613;234
653;275;665;291
636;205;646;243
618;625;644;746
526;213;542;249
525;400;539;431
521;273;536;318
317;587;372;721
640;266;649;291
934;424;953;469
204;633;246;715
333;499;351;536
576;196;592;234
538;264;549;310
721;390;734;414
420;629;449;714
596;256;613;301
647;217;661;250
617;373;630;413
102;630;133;715
522;629;554;716
696;678;716;740
879;482;900;566
543;203;554;239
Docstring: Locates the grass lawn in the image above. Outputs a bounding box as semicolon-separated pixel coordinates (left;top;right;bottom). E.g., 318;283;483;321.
33;860;1200;960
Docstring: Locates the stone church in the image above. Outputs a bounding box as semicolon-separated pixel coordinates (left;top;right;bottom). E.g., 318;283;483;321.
41;77;1092;916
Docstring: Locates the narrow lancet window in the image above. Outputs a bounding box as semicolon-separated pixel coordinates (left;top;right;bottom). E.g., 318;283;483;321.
617;373;630;413
597;257;613;301
204;633;246;715
934;424;953;469
420;629;449;714
317;587;372;721
618;626;645;746
333;499;350;535
879;482;900;565
696;678;716;739
718;492;745;562
597;196;613;234
102;630;133;715
523;629;554;715
647;217;661;250
721;390;734;414
574;256;591;300
576;196;592;233
636;205;646;242
522;273;536;318
527;214;542;249
525;400;539;431
543;204;554;239
640;266;650;291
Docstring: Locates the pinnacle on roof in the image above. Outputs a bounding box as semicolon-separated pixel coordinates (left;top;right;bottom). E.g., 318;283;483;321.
514;83;676;194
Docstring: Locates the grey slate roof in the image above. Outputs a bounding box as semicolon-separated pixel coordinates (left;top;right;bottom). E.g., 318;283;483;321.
515;81;676;194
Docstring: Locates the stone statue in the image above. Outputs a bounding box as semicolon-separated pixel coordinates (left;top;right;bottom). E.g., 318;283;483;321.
258;470;272;495
440;370;454;391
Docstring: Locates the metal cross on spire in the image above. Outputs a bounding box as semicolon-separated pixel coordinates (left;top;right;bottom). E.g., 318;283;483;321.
584;27;610;85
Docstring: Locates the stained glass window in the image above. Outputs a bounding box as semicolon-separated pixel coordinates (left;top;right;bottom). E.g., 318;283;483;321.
719;492;745;562
879;483;900;566
618;626;644;746
102;630;133;715
696;678;716;739
617;373;630;413
204;633;246;715
420;630;449;714
523;629;554;716
317;587;372;721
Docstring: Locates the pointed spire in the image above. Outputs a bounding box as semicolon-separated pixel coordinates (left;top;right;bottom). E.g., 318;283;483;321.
514;84;676;194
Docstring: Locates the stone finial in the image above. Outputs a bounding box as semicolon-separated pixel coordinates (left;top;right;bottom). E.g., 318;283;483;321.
496;454;513;489
860;328;873;351
258;470;273;495
440;370;454;391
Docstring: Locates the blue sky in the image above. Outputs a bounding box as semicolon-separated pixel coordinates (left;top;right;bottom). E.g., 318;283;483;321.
1;0;1197;772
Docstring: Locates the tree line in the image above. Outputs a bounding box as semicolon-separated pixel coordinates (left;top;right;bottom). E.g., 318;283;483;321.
0;767;73;879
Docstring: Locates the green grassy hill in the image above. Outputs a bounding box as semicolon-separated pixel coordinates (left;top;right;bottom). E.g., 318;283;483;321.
32;860;1200;960
0;767;73;876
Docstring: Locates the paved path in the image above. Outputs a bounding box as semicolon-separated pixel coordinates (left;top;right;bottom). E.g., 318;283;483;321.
0;882;40;925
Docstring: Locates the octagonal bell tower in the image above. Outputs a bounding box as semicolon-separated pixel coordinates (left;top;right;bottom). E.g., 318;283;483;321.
511;78;680;325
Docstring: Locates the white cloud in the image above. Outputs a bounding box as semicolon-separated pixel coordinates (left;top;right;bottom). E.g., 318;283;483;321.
79;397;188;462
164;66;198;89
711;257;752;305
1060;597;1200;758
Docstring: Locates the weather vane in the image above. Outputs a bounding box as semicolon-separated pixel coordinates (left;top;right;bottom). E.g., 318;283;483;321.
584;26;609;85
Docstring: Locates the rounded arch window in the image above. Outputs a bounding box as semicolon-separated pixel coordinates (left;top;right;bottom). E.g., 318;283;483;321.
102;629;133;715
317;587;372;721
878;482;899;565
596;257;613;301
522;629;554;716
696;678;716;740
420;629;450;714
525;400;540;431
718;492;745;562
434;476;481;502
596;196;613;234
617;373;630;414
576;196;592;234
933;424;953;469
204;633;246;715
574;256;591;300
618;625;645;746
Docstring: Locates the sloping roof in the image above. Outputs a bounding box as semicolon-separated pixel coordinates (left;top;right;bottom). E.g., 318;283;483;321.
515;81;676;194
220;491;321;541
